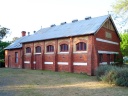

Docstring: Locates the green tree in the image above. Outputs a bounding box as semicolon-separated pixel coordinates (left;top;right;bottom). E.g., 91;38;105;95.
0;25;10;61
0;25;10;41
0;41;10;59
120;32;128;56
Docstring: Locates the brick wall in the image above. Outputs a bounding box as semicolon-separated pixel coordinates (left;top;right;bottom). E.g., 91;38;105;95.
5;19;122;76
5;49;22;68
94;26;122;68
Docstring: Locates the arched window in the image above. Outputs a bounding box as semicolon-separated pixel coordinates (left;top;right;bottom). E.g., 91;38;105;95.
35;46;41;53
26;47;31;53
47;45;54;52
60;44;68;52
76;42;86;51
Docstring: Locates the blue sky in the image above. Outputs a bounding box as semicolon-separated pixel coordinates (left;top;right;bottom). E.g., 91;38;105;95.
0;0;116;41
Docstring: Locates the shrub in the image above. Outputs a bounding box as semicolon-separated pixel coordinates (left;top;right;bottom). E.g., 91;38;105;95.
95;65;118;80
123;64;128;68
115;68;128;87
100;70;118;84
96;65;128;87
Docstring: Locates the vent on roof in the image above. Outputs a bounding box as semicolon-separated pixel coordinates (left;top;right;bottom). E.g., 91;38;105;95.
72;19;78;23
61;22;66;25
33;31;36;33
51;24;56;27
28;32;30;36
85;16;91;20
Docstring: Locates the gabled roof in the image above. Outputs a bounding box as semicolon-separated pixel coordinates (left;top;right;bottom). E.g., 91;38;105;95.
21;15;112;43
5;15;119;50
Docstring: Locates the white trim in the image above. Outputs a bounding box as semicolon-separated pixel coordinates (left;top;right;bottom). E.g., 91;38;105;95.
110;62;118;64
57;62;68;65
44;62;53;64
100;62;107;65
45;52;54;54
100;62;118;65
73;51;87;54
96;38;119;45
58;52;69;54
73;62;87;66
24;61;30;64
33;61;36;64
34;53;41;55
98;50;119;54
25;53;31;55
110;62;114;64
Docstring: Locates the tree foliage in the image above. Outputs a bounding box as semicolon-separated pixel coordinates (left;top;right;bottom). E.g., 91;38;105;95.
120;32;128;56
112;0;128;14
0;25;10;60
0;25;9;41
0;41;10;59
112;0;128;28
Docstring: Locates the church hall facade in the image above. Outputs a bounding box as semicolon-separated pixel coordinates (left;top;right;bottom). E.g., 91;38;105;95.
5;15;122;75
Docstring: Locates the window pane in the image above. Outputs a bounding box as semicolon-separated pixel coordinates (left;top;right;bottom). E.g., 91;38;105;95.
80;42;83;50
60;44;68;52
76;44;79;51
114;54;118;62
84;43;86;50
26;47;31;53
47;45;54;52
65;44;68;51
47;46;49;52
36;46;41;53
99;54;103;63
76;42;86;51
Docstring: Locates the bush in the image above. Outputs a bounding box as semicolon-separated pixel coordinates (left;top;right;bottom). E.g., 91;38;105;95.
95;65;118;80
100;70;118;84
115;68;128;87
96;65;128;87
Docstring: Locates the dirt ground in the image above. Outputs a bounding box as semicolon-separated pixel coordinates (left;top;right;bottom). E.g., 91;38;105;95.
0;68;128;96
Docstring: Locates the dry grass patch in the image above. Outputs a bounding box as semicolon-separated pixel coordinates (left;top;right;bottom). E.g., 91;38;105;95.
0;68;128;96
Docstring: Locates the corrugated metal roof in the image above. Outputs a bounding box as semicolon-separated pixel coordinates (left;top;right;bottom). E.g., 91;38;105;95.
4;36;27;50
5;15;111;50
21;15;110;43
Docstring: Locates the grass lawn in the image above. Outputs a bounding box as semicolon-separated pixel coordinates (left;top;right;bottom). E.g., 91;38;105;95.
0;68;128;96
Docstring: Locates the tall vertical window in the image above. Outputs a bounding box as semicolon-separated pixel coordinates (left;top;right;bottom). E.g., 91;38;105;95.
76;42;86;51
26;47;31;53
99;54;103;63
47;45;54;52
35;46;41;53
15;52;18;63
60;44;68;52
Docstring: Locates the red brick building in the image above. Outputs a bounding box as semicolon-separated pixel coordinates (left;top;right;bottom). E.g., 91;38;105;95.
4;15;122;75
